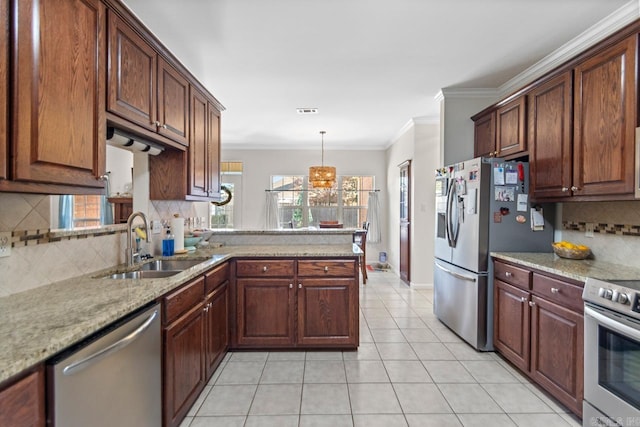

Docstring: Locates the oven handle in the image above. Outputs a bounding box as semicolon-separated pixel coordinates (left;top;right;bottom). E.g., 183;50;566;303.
584;305;640;341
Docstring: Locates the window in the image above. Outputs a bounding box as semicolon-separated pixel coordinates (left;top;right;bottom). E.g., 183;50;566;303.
210;162;242;229
73;195;102;227
270;175;374;229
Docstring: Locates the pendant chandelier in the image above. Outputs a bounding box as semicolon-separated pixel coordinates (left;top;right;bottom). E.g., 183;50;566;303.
309;131;336;188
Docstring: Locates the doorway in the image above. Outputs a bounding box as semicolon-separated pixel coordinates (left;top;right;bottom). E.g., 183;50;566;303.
399;160;411;284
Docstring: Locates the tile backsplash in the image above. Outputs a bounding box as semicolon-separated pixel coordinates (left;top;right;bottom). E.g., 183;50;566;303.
0;194;206;297
561;200;640;268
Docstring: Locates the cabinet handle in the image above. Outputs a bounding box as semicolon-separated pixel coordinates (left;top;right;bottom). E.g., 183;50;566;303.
298;283;302;289
551;287;560;294
528;301;535;307
505;271;513;277
324;266;329;272
561;187;569;192
571;186;580;192
263;266;268;272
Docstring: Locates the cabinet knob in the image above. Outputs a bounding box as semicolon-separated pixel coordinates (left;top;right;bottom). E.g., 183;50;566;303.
289;283;293;289
324;266;329;272
551;287;560;294
298;283;302;289
561;187;569;192
162;124;167;129
154;121;161;127
520;297;526;303
571;186;579;192
494;151;499;156
528;301;535;307
263;266;268;272
505;271;513;277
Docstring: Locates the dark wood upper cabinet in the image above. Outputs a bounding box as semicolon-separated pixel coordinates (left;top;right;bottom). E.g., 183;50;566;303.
496;96;526;157
10;0;106;189
528;71;573;199
573;34;637;197
473;111;496;158
0;0;6;181
107;11;157;133
107;12;189;147
189;88;210;198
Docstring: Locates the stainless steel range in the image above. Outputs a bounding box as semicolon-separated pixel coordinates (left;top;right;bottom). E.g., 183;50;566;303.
582;278;640;427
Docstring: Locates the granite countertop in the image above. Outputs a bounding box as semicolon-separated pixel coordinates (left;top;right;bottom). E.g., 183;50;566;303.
0;244;360;384
491;252;640;283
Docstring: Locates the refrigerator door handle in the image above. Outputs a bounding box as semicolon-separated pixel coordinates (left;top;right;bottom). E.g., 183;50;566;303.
446;180;459;248
435;261;476;282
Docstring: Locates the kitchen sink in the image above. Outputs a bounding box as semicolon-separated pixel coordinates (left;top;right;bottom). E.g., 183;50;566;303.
104;270;182;280
139;259;204;271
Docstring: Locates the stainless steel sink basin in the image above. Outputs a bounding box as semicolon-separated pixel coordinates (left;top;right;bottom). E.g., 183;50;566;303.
105;270;181;280
139;259;204;271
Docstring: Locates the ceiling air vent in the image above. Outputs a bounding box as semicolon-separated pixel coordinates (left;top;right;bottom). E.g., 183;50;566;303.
296;108;318;115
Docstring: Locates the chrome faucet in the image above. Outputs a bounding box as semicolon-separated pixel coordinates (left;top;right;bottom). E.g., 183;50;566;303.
125;211;150;267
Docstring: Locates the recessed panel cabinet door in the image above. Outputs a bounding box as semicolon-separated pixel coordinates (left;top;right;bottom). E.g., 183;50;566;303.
13;0;105;188
573;34;636;197
189;88;209;197
158;58;189;145
207;103;221;196
473;111;496;158
107;11;156;132
493;279;530;372
528;72;573;199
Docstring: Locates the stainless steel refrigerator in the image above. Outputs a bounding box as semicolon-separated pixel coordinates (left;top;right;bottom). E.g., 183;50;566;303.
433;157;554;351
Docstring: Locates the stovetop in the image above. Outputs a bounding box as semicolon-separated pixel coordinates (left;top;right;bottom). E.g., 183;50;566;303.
584;277;640;320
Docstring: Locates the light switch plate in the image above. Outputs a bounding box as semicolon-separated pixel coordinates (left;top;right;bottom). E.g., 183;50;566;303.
0;232;11;257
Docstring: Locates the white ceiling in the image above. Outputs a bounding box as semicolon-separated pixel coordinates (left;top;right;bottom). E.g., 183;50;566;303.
121;0;632;150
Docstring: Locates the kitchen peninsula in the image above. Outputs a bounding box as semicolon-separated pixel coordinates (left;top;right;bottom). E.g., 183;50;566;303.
0;230;362;427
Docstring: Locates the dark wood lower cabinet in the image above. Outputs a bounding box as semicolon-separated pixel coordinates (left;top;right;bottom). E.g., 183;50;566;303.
530;295;584;415
0;366;45;427
493;279;530;372
493;259;584;418
205;281;229;378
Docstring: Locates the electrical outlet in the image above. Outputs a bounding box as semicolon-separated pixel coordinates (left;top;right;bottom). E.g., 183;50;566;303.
585;223;594;238
0;232;11;257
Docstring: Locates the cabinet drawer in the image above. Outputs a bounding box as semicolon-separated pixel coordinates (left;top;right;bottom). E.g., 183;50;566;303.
164;276;205;324
532;273;584;313
298;260;356;277
494;261;531;290
205;262;229;294
236;260;295;277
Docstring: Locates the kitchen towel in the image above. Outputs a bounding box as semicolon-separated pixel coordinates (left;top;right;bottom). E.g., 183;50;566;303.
171;217;185;251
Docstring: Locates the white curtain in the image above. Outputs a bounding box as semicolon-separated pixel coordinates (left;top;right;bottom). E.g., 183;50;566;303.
366;191;381;242
265;192;279;229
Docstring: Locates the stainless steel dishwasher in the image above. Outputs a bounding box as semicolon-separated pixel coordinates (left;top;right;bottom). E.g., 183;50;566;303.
47;303;161;427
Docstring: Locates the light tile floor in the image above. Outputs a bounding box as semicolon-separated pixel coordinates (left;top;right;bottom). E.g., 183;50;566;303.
180;269;582;427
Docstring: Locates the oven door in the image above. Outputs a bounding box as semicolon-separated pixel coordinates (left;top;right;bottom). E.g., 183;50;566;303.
584;303;640;424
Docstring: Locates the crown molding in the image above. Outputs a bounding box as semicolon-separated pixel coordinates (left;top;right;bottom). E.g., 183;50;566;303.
438;88;499;99
500;0;639;96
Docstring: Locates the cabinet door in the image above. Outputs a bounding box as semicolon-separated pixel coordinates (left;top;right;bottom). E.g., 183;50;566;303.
0;367;45;427
236;278;295;346
496;96;526;157
13;0;105;188
0;0;7;181
189;88;209;198
297;278;358;347
528;72;573;199
573;34;636;197
205;281;229;378
164;303;206;427
473;111;496;158
493;279;530;372
207;102;221;196
157;58;189;146
530;295;584;417
107;11;157;132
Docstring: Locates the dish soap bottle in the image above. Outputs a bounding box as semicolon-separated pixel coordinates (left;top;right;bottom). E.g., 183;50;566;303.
162;228;175;256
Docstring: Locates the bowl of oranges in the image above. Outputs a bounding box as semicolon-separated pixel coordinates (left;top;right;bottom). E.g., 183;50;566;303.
552;241;591;260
